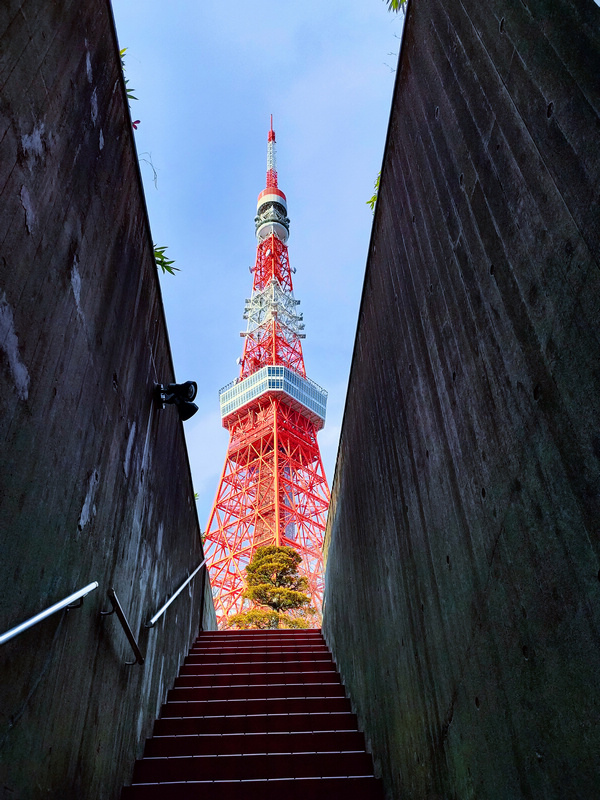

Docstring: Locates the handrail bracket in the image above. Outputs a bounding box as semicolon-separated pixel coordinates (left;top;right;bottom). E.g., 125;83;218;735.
101;588;144;666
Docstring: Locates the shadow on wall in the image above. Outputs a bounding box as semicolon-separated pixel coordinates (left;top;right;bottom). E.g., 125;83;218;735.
0;1;216;798
323;0;600;798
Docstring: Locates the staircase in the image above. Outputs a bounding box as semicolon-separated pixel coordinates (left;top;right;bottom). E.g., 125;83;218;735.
122;628;383;799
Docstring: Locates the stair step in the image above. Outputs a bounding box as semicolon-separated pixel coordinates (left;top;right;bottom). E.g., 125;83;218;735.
174;669;338;688
197;632;324;636
167;682;345;702
144;730;366;757
190;641;328;648
179;659;334;675
191;635;327;644
189;645;331;656
133;751;374;782
122;776;384;800
185;651;333;664
192;641;327;650
191;631;325;645
154;711;359;736
160;696;350;718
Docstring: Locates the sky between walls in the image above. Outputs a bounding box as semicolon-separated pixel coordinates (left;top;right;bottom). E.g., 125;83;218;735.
110;0;404;528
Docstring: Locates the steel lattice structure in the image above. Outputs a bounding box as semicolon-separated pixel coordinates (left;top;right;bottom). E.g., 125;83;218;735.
204;120;330;626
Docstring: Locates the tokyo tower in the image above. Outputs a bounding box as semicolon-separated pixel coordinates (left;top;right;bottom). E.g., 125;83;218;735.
204;119;330;626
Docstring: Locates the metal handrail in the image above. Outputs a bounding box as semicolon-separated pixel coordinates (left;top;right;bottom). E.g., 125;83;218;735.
145;557;207;628
0;581;99;646
100;588;144;665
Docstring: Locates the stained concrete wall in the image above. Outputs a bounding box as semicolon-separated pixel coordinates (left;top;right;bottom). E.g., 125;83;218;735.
0;2;216;798
322;0;600;798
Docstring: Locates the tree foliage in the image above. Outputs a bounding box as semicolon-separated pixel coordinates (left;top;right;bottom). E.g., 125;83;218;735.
228;608;310;630
227;546;314;629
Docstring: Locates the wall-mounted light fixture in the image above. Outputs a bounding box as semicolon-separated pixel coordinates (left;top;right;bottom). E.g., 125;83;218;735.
156;381;199;421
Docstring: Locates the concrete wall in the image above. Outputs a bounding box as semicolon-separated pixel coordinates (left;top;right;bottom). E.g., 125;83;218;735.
0;2;216;798
323;0;600;798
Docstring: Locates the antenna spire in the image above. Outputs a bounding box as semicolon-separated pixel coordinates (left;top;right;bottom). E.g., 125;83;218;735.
266;116;278;188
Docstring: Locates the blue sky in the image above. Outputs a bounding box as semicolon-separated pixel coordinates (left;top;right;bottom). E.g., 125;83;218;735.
110;1;404;527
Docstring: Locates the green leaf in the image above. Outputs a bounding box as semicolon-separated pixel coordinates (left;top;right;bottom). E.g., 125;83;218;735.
385;0;406;10
120;48;137;105
154;244;180;275
366;171;381;213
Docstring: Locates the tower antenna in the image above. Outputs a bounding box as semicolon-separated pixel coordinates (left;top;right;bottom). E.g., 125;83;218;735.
266;115;277;188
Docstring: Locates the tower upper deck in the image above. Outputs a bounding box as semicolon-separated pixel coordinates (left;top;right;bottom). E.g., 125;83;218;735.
219;366;327;429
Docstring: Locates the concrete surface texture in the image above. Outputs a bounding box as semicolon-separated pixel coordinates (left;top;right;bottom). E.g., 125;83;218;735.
322;0;600;798
0;1;216;798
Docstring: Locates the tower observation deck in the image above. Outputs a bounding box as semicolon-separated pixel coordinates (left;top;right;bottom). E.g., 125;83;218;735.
204;120;330;625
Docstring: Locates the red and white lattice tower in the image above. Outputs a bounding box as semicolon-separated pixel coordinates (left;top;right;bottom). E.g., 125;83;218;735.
204;119;330;626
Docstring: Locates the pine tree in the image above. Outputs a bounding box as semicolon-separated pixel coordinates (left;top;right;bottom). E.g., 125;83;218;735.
227;546;315;629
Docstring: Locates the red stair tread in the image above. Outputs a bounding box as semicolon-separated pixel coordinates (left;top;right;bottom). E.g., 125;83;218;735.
160;695;351;717
122;776;384;800
189;641;323;647
133;751;374;782
194;636;325;643
144;729;366;757
185;652;334;664
174;668;338;687
196;628;322;636
153;711;360;736
179;659;334;675
167;681;345;701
